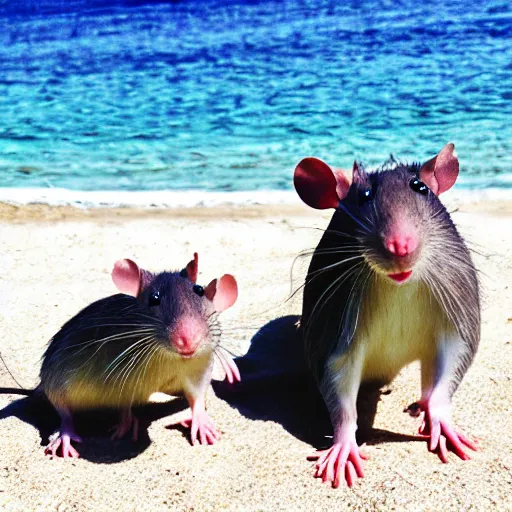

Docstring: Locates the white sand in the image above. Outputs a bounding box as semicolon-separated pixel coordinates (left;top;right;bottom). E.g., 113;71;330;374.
0;199;511;511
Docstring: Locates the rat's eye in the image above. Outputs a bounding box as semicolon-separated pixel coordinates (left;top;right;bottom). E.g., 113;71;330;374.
410;178;429;195
359;188;374;203
193;284;204;297
179;268;188;278
148;290;161;306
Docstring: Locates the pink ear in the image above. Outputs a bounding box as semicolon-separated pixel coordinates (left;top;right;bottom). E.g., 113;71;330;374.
351;161;366;185
185;253;199;283
419;143;459;195
204;274;238;312
294;157;350;210
112;259;141;297
332;167;353;198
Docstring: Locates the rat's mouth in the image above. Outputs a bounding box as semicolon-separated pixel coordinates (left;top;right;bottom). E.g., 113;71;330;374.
177;349;196;358
388;270;413;283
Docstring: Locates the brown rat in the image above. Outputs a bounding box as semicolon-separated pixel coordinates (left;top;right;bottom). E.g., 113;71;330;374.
38;253;239;457
294;143;479;487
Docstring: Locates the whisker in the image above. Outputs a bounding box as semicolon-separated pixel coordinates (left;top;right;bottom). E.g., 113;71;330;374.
114;340;156;400
305;255;364;280
103;335;156;382
337;203;370;233
116;344;153;405
288;252;363;300
305;262;364;335
293;226;362;240
129;342;161;407
58;329;156;354
215;345;239;359
339;265;370;346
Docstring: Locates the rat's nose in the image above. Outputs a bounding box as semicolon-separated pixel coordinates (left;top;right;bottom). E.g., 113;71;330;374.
173;335;198;356
170;320;202;356
385;235;418;257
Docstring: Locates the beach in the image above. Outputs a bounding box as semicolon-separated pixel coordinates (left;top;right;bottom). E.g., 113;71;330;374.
0;196;511;511
1;0;510;509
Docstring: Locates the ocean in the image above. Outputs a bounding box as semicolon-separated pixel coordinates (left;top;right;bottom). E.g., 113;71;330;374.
0;0;510;206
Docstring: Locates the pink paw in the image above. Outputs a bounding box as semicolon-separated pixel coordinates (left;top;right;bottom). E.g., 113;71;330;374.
215;348;241;384
179;412;220;446
308;438;367;488
45;431;82;459
418;405;478;463
111;414;139;442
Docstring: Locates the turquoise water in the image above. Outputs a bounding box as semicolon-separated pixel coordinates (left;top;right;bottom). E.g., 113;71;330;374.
0;0;511;193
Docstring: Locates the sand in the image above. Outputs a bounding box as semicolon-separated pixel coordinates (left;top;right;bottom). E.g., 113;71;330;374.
0;198;511;511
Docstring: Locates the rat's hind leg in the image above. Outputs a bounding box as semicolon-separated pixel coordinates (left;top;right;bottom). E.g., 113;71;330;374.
110;408;139;442
45;407;82;458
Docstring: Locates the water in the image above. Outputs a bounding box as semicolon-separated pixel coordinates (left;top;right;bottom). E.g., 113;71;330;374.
0;0;510;200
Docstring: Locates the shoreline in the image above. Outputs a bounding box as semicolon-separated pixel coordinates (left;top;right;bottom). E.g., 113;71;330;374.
0;202;313;223
1;186;512;208
1;188;512;223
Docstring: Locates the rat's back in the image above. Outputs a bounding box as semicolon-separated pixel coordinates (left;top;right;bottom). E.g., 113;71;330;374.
39;293;172;409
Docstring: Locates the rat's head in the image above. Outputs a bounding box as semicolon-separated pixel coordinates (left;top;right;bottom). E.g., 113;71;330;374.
294;143;459;285
111;253;238;358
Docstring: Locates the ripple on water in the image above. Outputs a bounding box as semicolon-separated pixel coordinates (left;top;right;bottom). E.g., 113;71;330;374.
0;0;510;192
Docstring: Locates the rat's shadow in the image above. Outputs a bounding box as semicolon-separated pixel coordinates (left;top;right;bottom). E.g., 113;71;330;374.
213;315;421;449
0;391;189;463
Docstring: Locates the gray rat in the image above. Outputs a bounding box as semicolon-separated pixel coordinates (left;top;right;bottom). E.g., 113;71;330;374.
39;253;239;458
293;143;479;487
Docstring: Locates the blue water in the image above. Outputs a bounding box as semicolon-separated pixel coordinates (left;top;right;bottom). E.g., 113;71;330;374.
0;0;510;193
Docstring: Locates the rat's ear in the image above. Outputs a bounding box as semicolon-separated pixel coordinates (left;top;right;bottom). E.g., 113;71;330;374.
420;143;459;195
183;252;199;283
294;157;350;210
112;259;142;297
352;161;367;185
204;274;238;312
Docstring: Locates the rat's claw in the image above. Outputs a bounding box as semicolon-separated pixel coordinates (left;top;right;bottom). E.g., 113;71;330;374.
308;436;366;488
176;413;220;445
110;411;139;442
45;431;82;459
419;404;478;462
191;413;220;446
215;349;241;384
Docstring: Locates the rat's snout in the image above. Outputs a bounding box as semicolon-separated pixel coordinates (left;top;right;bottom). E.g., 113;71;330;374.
384;234;418;258
169;320;205;357
378;222;421;282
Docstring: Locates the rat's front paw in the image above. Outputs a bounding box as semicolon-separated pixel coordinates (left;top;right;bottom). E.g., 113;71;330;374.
180;411;220;446
214;347;241;384
419;403;478;463
308;434;367;488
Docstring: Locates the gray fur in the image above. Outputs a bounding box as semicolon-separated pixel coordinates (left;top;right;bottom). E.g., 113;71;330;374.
301;163;480;397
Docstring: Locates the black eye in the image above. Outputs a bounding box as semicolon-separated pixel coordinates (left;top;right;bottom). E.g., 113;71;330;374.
179;268;188;278
410;178;429;195
193;284;204;297
148;290;161;306
359;188;373;203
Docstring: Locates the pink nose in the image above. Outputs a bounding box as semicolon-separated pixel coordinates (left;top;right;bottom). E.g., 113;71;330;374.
385;236;418;257
170;320;202;355
173;335;199;355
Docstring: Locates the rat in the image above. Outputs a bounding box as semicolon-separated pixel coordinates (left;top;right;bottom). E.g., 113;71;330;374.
293;143;479;488
32;253;239;458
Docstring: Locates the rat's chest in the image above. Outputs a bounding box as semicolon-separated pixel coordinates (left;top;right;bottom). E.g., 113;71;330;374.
355;279;444;382
61;350;213;408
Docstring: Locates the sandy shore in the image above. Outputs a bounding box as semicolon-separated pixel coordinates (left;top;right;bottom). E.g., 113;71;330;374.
0;198;511;511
